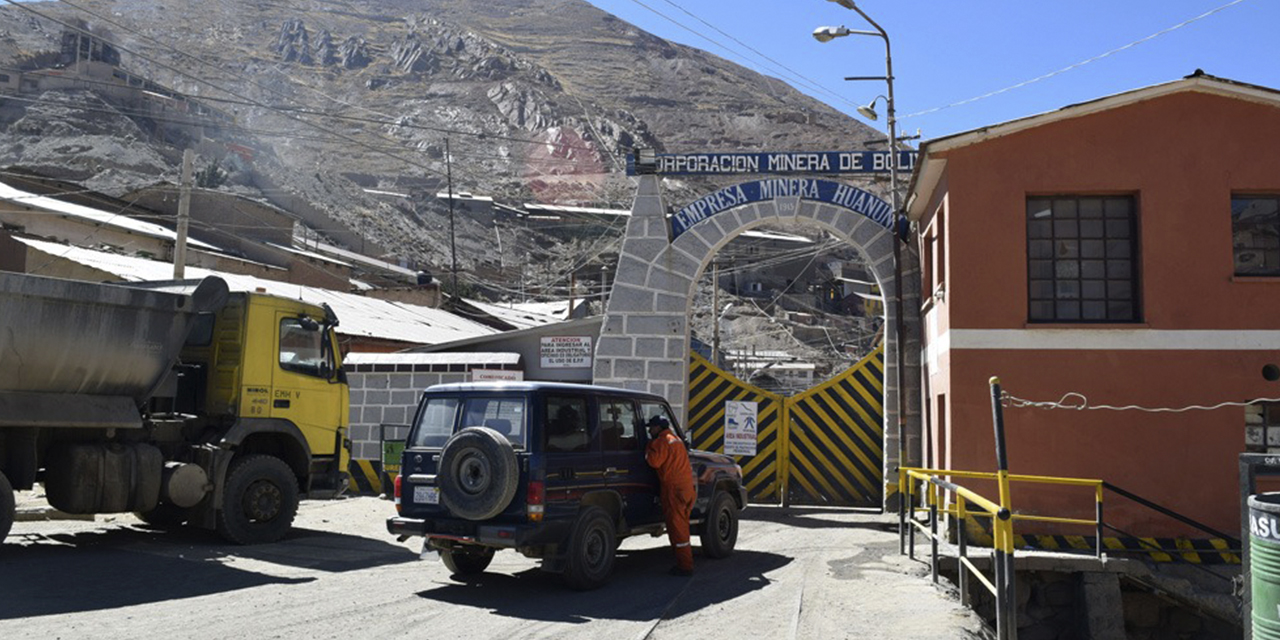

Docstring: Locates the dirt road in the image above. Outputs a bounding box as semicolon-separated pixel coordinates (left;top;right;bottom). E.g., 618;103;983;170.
0;495;987;639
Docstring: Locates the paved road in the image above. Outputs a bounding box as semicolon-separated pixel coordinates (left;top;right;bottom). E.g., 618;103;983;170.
1;495;987;639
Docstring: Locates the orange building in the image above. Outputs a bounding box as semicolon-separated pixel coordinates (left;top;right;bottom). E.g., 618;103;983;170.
906;72;1280;537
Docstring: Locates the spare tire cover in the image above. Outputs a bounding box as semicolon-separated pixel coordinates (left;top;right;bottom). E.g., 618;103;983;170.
438;426;519;521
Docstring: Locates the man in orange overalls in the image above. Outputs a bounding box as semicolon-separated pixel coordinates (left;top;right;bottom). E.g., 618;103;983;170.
645;415;696;576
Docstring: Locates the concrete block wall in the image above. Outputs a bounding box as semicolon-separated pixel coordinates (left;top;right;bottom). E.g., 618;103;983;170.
343;360;521;459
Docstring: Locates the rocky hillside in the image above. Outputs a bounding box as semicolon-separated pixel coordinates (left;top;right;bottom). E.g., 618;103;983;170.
0;0;879;291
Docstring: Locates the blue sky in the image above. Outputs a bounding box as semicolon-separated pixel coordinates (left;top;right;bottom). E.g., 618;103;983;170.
584;0;1277;143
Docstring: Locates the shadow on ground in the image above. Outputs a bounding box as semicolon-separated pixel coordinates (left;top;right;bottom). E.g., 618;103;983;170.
419;546;791;623
741;505;898;532
0;524;414;619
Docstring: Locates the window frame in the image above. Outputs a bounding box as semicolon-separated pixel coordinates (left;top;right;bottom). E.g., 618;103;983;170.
277;317;333;378
1026;194;1141;324
1232;194;1280;277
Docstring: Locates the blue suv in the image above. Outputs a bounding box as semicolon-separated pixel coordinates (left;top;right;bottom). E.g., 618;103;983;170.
386;382;747;589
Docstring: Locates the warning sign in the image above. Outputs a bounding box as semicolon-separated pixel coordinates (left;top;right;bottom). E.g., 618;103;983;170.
540;336;593;369
724;400;758;457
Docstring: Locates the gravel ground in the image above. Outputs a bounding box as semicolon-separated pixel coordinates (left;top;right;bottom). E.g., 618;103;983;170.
1;492;989;639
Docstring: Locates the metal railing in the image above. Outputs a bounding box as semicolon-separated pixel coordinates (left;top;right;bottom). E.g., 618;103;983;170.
900;467;1017;640
896;379;1245;639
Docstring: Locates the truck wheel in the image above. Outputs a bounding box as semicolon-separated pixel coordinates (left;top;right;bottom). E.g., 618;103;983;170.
438;427;518;521
0;470;13;544
134;503;190;529
216;455;298;545
699;491;739;559
441;546;496;576
562;506;616;590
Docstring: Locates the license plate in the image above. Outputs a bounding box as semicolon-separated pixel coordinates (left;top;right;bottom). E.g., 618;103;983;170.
414;486;440;505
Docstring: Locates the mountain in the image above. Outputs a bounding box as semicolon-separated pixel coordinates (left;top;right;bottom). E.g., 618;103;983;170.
0;0;880;291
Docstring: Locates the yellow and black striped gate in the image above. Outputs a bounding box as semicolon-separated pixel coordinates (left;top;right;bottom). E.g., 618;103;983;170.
687;345;884;507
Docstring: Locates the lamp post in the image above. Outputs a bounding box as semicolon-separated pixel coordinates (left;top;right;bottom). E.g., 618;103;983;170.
813;0;909;496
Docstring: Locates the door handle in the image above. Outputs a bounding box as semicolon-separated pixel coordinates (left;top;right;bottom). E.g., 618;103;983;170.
274;399;290;408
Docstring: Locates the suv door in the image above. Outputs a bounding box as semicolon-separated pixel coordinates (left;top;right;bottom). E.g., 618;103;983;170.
600;396;662;528
540;394;599;521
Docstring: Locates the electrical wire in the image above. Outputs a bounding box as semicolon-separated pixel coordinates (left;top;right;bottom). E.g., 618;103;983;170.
1002;389;1280;413
621;0;859;111
901;0;1253;121
44;0;612;157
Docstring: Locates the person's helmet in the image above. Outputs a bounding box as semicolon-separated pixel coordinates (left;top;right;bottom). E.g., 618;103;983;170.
647;415;670;430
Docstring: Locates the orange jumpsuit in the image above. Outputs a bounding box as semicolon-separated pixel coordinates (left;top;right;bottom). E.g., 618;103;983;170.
646;427;696;572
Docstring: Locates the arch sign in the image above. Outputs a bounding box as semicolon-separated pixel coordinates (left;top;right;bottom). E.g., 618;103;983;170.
669;178;896;238
597;149;923;510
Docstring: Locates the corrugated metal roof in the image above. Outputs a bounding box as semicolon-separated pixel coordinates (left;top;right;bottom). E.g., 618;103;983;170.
0;180;218;250
507;299;581;321
16;237;498;346
344;352;521;366
465;298;564;328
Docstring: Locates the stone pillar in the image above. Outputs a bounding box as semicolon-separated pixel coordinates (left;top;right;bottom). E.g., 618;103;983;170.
595;175;690;418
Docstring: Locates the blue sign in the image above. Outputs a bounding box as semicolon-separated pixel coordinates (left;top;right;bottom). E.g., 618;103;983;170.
628;150;917;176
670;178;901;239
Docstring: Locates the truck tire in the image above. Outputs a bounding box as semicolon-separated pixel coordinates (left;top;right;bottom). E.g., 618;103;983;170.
562;506;616;590
135;503;190;529
441;546;496;576
0;470;13;544
699;491;739;559
438;427;518;521
216;455;298;545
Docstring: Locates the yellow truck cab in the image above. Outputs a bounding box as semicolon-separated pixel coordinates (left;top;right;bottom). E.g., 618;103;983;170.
177;290;350;542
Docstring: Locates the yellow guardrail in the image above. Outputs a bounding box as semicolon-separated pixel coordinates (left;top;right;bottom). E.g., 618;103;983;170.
898;467;1107;555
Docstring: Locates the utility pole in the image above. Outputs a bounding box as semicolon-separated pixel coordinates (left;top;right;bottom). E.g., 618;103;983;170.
712;262;721;367
445;137;458;298
568;272;576;319
173;148;194;279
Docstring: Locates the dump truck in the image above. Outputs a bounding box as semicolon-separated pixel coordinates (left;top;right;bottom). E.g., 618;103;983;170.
0;272;349;544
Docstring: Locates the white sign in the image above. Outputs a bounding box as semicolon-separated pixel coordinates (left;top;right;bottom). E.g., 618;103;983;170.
724;400;758;457
471;369;524;382
540;336;593;369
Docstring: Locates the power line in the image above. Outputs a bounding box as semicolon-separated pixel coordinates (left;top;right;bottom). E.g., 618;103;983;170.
47;0;614;158
901;0;1253;121
621;0;859;110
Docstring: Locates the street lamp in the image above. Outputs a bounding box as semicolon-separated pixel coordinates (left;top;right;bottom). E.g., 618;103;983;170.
812;0;909;498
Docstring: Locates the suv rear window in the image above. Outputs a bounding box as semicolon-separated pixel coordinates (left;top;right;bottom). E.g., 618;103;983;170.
410;395;528;449
460;396;527;449
410;397;459;448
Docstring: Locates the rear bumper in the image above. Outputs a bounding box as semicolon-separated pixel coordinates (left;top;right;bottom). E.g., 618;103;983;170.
387;516;570;548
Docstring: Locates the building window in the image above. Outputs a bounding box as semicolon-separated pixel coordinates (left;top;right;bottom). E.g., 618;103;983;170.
1027;196;1139;322
1232;196;1280;276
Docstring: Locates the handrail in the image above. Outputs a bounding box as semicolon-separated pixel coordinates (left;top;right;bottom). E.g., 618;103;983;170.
899;466;1017;640
1102;481;1241;547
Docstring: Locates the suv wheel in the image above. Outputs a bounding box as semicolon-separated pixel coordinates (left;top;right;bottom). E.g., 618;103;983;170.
562;506;616;590
438;427;519;521
441;546;496;576
699;491;738;559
